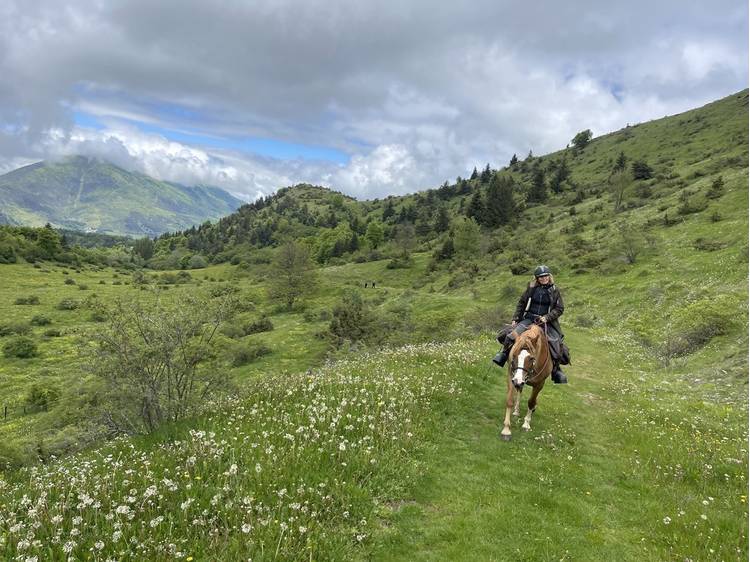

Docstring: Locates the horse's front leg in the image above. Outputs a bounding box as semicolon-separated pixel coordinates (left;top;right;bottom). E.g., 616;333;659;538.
522;384;543;431
512;386;522;417
501;376;515;441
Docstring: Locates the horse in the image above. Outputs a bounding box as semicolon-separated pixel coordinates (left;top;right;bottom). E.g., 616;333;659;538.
500;323;553;441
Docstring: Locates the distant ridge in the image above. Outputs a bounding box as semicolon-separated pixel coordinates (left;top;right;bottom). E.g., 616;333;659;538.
0;156;244;237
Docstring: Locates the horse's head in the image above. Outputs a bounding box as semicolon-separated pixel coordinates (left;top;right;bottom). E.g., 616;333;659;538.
511;347;535;389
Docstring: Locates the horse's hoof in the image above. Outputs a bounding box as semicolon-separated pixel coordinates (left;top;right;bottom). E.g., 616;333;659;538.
500;433;512;441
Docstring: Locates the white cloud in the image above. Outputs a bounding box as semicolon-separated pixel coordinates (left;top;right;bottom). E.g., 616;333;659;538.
0;0;746;201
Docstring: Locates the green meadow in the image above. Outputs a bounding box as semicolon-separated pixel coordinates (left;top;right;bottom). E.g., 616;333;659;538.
0;91;747;560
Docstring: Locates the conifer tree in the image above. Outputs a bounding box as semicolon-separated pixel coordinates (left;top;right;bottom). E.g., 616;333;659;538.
434;206;450;233
480;163;492;183
527;166;548;203
485;174;516;227
466;190;486;224
470;166;479;180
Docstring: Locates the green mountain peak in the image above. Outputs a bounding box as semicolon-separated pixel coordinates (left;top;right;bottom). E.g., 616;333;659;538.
0;156;244;237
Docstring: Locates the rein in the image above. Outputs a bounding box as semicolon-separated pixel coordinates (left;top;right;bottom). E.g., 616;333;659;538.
511;325;552;384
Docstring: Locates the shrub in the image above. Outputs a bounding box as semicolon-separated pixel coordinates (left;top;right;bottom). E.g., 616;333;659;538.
328;292;375;344
220;323;245;339
230;343;272;367
78;284;89;291
43;328;62;338
693;238;727;252
209;284;240;298
30;315;52;326
26;384;59;408
244;316;274;335
1;321;28;338
188;255;208;269
84;293;234;434
14;296;40;305
706;175;725;199
677;197;708;216
57;298;79;310
64;278;76;285
3;336;38;358
463;305;510;334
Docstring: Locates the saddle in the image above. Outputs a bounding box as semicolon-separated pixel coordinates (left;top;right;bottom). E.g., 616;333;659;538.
496;323;571;365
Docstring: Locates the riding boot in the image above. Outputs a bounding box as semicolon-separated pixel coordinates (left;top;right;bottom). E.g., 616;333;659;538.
493;336;514;367
551;362;568;384
493;349;508;367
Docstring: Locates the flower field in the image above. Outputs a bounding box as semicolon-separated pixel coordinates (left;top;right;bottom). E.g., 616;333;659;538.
0;341;482;561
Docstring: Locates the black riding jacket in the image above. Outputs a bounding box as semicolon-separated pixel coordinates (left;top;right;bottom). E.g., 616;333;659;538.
512;281;564;336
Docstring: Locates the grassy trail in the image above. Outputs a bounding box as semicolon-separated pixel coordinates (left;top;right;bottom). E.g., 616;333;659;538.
368;331;747;561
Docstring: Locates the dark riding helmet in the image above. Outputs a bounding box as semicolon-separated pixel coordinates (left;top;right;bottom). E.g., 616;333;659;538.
534;265;552;277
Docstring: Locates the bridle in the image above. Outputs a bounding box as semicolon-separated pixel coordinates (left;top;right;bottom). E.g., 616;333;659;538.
511;352;535;384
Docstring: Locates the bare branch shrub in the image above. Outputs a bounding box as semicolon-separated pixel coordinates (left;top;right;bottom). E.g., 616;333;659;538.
82;291;235;434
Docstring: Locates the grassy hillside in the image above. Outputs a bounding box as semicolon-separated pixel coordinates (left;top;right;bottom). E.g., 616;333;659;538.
0;156;243;236
0;90;746;560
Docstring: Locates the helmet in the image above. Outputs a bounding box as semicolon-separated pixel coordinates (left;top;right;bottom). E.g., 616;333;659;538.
534;265;552;277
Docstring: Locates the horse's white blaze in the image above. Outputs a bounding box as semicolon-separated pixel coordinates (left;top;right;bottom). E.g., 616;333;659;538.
513;349;529;386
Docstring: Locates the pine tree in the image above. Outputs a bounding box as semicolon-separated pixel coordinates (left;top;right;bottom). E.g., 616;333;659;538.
550;156;570;193
434;206;450;233
480;163;492;183
613;151;627;173
470;167;479;181
484;174;516;227
382;199;395;221
466;191;486;224
509;154;518;167
527;166;548;203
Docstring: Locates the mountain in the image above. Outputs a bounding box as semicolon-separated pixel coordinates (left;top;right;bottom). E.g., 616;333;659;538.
0;156;244;237
154;89;748;269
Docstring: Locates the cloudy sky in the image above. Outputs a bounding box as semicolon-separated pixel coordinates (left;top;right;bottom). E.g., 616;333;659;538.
0;0;747;201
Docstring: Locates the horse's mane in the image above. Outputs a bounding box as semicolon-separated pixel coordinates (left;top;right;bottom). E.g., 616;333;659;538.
511;324;551;375
514;324;543;352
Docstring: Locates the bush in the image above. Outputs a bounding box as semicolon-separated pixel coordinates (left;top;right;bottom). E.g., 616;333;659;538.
3;336;38;358
220;323;245;339
78;284;89;291
658;296;738;364
0;322;31;336
57;298;79;310
328;292;375;344
244;316;274;335
463;305;510;334
64;278;76;285
84;293;234;434
30;315;52;326
209;284;240;298
693;238;726;252
188;255;208;269
14;296;40;305
231;343;272;367
26;384;60;408
43;328;62;338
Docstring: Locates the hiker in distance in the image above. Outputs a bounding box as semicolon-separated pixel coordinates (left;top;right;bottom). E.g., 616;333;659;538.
495;265;568;384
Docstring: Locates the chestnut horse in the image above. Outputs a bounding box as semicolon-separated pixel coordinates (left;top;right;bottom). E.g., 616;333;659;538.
500;324;553;441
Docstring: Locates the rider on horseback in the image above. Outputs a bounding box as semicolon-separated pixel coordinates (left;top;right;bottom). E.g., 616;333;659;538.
495;265;568;384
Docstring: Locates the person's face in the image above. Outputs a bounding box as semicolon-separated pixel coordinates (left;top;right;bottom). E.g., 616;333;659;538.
537;274;551;285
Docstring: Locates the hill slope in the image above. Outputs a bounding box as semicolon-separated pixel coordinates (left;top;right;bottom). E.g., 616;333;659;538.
0;156;243;236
